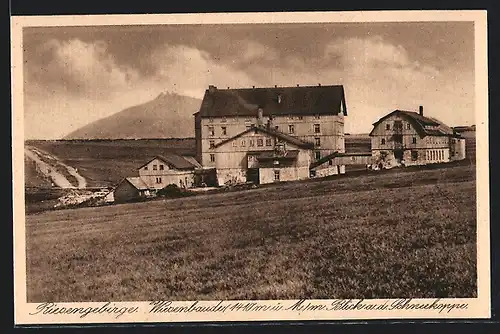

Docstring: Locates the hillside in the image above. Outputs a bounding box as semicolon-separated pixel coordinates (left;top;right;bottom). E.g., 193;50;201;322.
64;92;202;139
26;163;476;302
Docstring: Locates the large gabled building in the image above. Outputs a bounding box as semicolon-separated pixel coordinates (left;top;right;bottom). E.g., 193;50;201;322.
369;106;466;167
193;84;348;184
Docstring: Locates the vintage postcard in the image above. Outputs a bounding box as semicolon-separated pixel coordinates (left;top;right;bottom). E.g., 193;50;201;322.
11;10;490;325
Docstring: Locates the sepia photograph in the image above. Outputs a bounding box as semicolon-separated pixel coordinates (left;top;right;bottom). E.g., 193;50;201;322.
11;10;489;324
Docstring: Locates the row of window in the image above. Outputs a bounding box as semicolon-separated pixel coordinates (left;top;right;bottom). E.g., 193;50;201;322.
207;124;322;136
145;164;165;171
207;115;322;124
385;121;411;130
208;150;323;163
155;177;191;187
209;136;323;149
426;150;446;161
380;137;417;145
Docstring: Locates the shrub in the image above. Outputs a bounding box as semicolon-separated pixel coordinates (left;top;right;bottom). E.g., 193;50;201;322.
157;184;196;198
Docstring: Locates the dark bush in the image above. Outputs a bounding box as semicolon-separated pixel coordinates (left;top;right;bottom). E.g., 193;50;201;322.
157;184;196;198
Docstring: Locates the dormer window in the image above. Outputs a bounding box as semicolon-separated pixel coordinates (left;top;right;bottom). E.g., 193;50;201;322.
277;94;282;104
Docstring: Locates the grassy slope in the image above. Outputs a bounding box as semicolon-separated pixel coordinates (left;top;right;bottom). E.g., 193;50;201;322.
24;156;53;188
26;164;476;302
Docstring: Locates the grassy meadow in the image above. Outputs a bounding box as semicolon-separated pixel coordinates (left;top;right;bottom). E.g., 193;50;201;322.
26;163;477;302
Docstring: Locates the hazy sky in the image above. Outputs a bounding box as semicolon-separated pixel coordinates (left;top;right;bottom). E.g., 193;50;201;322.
23;21;475;139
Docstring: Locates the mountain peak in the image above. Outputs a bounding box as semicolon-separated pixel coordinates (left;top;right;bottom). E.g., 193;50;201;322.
64;92;202;139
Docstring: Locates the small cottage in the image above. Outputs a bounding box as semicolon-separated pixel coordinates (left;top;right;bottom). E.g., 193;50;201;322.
113;153;201;203
113;177;152;203
138;154;201;190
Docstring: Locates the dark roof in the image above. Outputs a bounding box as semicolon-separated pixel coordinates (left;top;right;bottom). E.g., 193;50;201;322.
453;125;476;132
124;177;149;190
369;110;455;137
213;126;315;150
197;85;347;117
138;154;198;170
309;151;340;169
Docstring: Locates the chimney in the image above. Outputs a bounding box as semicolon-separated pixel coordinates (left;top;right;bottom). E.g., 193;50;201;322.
267;115;274;130
419;105;424;116
208;85;217;93
275;85;277;88
318;83;321;86
297;84;300;87
257;108;264;127
252;85;255;89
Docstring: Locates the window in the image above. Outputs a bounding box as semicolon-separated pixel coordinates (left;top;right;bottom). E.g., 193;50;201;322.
246;125;251;130
245;118;252;122
314;124;321;133
315;137;321;146
241;140;246;147
288;114;294;120
328;159;333;166
288;124;295;134
381;138;386;145
274;125;279;131
144;166;148;170
265;138;272;146
156;177;162;184
221;118;227;123
232;141;238;147
274;170;280;181
298;116;304;120
209;140;215;148
209;118;214;123
257;138;264;146
412;137;417;144
153;164;157;170
406;123;411;130
315;151;321;160
210;154;215;162
249;140;255;147
386;123;390;130
277;94;282;104
208;126;215;136
411;150;418;161
251;123;255;127
221;126;227;136
159;164;164;170
314;114;320;119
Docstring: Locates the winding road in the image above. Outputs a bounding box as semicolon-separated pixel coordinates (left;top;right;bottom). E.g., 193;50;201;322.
25;147;87;189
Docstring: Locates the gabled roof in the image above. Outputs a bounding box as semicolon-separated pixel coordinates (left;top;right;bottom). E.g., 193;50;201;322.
197;85;347;117
124;177;149;190
213;126;315;150
138;154;199;170
369;110;456;137
182;156;203;169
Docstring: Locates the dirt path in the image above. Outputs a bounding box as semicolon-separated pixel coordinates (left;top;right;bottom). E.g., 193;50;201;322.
25;147;87;189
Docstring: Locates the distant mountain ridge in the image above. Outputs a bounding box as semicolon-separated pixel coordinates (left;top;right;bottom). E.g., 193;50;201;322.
64;92;202;139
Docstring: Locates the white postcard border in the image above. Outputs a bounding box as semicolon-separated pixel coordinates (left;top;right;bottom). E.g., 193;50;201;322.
11;10;490;324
